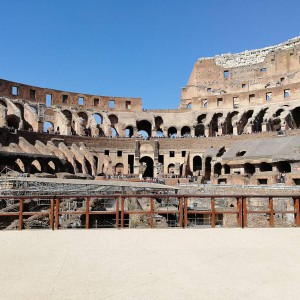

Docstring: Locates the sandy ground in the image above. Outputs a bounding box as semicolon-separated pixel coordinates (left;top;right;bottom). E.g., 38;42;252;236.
1;228;300;300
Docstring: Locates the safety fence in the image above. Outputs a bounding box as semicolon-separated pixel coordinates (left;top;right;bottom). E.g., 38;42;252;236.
0;194;299;230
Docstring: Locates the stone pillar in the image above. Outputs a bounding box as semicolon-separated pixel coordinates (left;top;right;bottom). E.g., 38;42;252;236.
191;127;195;137
232;126;238;135
217;126;222;136
246;124;252;134
261;123;267;132
205;127;210;137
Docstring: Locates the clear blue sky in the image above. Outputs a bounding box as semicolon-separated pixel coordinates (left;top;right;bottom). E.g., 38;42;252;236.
1;0;300;109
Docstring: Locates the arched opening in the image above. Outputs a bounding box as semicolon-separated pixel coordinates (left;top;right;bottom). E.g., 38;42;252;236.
168;127;177;138
224;164;230;174
14;158;25;173
195;124;205;137
125;126;134;137
110;127;118;137
211;113;223;136
137;120;152;137
292;107;300;128
155;116;163;128
181;126;191;137
224;111;238;135
15;103;32;131
6;115;20;129
109;114;118;126
93;113;103;125
193;156;202;172
253;108;268;132
276;161;291;173
244;163;255;175
47;161;56;174
139;156;154;178
43;121;54;133
31;160;42;173
272;118;281;131
93;156;98;174
187;102;192;109
238;110;253;134
214;163;222;176
204;157;212;179
78;112;88;127
168;163;175;174
62;110;72;124
115;163;124;175
75;160;83;173
259;162;272;172
156;129;164;137
85;159;93;175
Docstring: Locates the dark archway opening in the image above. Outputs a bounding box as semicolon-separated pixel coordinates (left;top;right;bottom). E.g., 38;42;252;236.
168;127;177;138
276;161;291;173
137;120;152;137
260;162;272;172
245;163;255;175
139;156;154;178
204;157;212;179
193;156;202;172
214;163;222;176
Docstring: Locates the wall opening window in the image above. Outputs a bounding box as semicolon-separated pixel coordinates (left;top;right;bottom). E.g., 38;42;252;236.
249;94;255;102
224;70;229;78
207;88;211;92
104;150;109;155
126;101;131;109
217;98;223;106
117;150;122;157
242;84;246;88
62;95;68;103
182;151;186;157
280;77;285;83
12;86;18;95
284;89;290;98
201;99;208;108
233;97;239;109
260;68;267;72
30;89;36;99
109;100;115;109
170;151;175;157
46;94;52;107
266;92;272;101
94;98;99;106
78;97;84;106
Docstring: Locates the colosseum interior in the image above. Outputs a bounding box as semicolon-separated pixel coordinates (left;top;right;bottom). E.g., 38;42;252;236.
1;37;300;186
1;37;300;229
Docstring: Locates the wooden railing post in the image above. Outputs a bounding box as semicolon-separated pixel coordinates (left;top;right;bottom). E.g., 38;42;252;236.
85;197;90;229
237;197;243;228
269;197;274;227
294;198;300;227
115;197;119;229
211;197;216;228
120;197;125;229
18;198;24;230
179;197;183;228
150;198;154;228
242;197;247;228
184;197;188;228
55;198;60;230
50;199;54;230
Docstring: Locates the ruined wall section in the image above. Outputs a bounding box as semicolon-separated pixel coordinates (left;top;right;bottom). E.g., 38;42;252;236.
181;36;300;110
0;79;142;112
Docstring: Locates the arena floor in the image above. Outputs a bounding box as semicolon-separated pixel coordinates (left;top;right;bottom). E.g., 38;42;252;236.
1;228;300;299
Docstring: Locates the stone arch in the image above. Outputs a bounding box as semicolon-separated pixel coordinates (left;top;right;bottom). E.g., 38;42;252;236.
168;163;175;174
238;110;254;134
43;121;54;133
62;109;72;124
156;128;164;137
193;156;202;172
181;126;191;137
155;116;163;128
139;156;154;178
276;161;291;173
47;161;56;174
253;108;268;132
204;157;212;179
244;163;255;175
213;163;222;176
93;113;103;125
137;120;152;137
259;162;272;172
6;115;20;129
109;114;118;126
168;127;177;138
291;107;300;128
115;163;124;175
125;125;134;137
31;159;42;173
14;158;25;173
224;111;238;135
78;112;88;127
210;113;223;136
